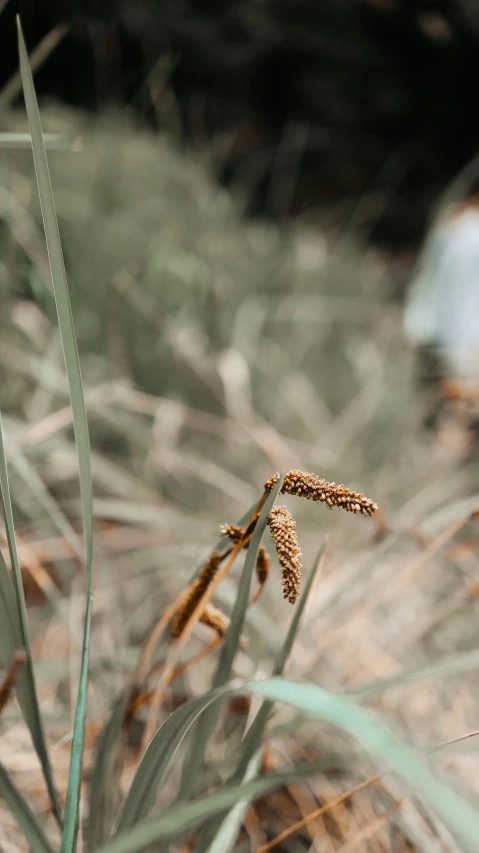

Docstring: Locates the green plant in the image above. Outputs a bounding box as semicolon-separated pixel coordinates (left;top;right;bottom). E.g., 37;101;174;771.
2;12;479;853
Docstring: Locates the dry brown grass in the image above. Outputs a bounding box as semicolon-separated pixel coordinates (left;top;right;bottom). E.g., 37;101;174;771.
2;105;479;852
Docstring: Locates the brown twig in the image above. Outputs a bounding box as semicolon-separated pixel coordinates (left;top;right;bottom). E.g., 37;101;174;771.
253;776;381;853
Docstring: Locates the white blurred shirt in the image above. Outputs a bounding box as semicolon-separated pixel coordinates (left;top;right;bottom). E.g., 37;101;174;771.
405;206;479;379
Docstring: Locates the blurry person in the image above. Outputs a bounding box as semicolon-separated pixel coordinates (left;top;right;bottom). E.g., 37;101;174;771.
405;179;479;386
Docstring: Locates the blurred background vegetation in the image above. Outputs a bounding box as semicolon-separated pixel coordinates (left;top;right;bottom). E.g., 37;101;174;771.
4;0;479;250
2;3;479;852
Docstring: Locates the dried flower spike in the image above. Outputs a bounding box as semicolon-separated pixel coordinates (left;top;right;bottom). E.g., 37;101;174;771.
199;603;230;638
171;552;222;639
256;545;270;587
220;523;244;544
264;472;280;493
268;505;302;604
265;470;378;517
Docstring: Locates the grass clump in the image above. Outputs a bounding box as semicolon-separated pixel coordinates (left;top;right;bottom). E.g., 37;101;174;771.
2;13;479;853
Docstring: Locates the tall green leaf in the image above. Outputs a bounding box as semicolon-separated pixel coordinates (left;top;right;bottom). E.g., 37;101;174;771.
0;762;55;853
115;687;229;833
237;539;327;777
17;18;94;853
86;692;131;849
178;475;284;801
0;548;21;666
0;22;67;114
194;538;327;853
93;762;322;853
348;647;479;703
247;678;479;852
0;415;63;824
203;750;263;853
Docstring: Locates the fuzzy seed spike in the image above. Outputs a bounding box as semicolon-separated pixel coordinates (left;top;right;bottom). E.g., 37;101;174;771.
199;603;230;638
265;469;378;517
268;505;302;604
171;552;222;639
220;523;245;544
256;545;270;587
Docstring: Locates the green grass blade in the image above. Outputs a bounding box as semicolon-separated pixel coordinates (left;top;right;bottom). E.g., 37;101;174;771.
178;476;284;802
0;762;55;853
17;18;94;852
247;677;479;852
214;476;284;689
348;647;479;703
236;539;327;779
0;132;70;148
0;548;21;665
93;762;321;853
203;750;262;853
115;687;229;833
0;413;63;824
0;22;67;114
86;692;131;849
194;538;327;853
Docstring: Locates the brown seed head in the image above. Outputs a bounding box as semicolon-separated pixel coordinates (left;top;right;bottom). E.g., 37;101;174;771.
264;472;280;493
199;603;230;638
268;505;302;604
171;553;222;639
256;545;270;587
220;523;244;544
265;470;378;517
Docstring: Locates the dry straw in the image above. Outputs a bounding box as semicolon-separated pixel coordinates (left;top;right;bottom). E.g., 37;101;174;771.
267;505;303;604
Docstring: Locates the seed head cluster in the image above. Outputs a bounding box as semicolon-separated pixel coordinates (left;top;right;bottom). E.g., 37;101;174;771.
267;505;302;604
171;470;377;649
171;552;222;639
265;470;378;517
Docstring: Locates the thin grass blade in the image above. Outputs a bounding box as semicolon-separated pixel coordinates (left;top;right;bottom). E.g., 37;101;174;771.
236;538;327;779
115;687;229;833
178;475;284;802
0;132;72;148
0;761;55;853
214;476;284;688
17;18;94;852
203;750;262;853
194;538;327;853
92;762;322;853
86;692;131;849
0;413;62;824
348;647;479;703
247;677;479;852
0;548;21;665
0;23;67;113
